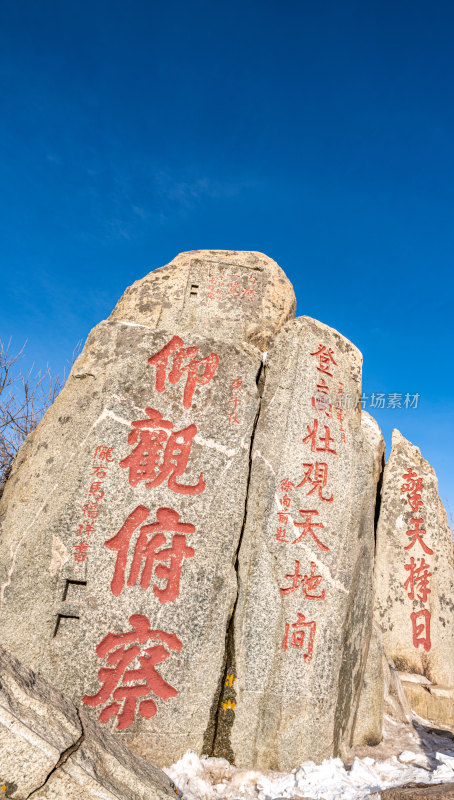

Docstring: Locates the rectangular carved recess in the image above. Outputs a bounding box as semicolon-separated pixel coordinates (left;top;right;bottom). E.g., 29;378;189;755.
53;613;80;637
53;579;88;636
189;283;199;297
62;578;87;602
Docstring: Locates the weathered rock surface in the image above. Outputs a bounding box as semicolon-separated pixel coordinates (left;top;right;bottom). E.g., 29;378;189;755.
379;783;454;799
0;249;296;766
213;316;378;769
0;646;177;800
352;625;385;747
109;249;296;351
374;430;454;727
0;321;261;765
361;410;386;495
400;680;454;729
351;412;386;747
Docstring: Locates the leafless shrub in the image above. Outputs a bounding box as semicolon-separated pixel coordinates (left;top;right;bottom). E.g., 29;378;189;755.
0;338;81;493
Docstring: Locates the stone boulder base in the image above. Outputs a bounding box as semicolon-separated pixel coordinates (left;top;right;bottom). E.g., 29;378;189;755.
0;646;177;800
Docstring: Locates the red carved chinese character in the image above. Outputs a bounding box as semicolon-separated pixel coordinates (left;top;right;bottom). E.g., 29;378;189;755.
148;335;219;409
404;556;432;602
228;412;240;424
83;502;99;519
410;609;431;652
82;613;182;729
280;478;295;494
310;345;337;377
302;420;337;455
280;494;292;510
404;519;433;555
90;464;107;478
74;540;91;562
119;408;205;495
229;396;240;411
105;506;195;600
94;446;114;462
282;613;316;663
275;526;290;542
76;521;96;537
312;379;332;417
279;560;325;600
277;512;289;524
296;462;333;503
230;377;243;390
401;468;424;512
293;510;330;551
89;482;105;501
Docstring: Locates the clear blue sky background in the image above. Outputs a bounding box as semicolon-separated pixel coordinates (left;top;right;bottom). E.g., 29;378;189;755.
1;0;453;522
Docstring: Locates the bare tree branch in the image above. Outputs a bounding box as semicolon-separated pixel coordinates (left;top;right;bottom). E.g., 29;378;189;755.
0;338;80;493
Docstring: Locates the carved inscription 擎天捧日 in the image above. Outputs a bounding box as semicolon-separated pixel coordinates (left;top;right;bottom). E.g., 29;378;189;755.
401;468;433;652
81;336;219;729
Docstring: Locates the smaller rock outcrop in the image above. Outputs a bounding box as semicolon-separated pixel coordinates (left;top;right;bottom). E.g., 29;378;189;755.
0;646;178;800
374;430;454;729
109;249;296;350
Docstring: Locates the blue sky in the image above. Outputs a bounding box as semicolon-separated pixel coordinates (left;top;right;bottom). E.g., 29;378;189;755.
1;0;453;520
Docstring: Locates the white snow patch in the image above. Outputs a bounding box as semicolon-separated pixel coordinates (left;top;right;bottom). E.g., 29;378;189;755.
164;735;454;800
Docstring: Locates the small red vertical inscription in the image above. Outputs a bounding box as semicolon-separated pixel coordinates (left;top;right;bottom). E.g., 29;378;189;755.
73;445;114;562
275;478;295;542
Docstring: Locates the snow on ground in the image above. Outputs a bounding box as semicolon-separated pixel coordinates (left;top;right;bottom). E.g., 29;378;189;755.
164;715;454;800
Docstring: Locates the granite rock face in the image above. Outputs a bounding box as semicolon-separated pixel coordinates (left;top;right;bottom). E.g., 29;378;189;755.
352;625;385;747
374;430;454;727
3;246;453;773
351;411;386;747
0;251;295;766
109;249;296;351
213;316;378;770
0;646;177;800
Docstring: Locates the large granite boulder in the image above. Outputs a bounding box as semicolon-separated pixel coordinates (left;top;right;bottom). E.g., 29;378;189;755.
0;251;296;767
0;646;177;800
213;316;379;770
374;430;454;728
